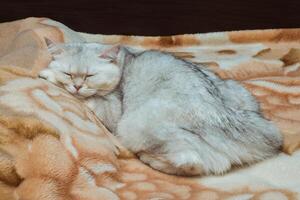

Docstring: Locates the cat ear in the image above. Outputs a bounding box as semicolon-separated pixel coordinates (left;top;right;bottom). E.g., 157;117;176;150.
44;37;54;47
99;45;121;60
44;37;65;57
44;37;59;50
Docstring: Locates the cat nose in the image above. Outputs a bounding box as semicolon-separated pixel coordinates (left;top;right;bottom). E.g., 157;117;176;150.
74;85;82;91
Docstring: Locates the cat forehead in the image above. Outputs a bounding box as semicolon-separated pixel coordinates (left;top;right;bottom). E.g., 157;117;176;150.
62;43;110;53
50;54;112;73
54;54;101;67
49;43;116;70
53;47;99;62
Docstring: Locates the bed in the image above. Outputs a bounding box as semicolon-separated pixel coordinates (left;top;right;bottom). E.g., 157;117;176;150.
0;17;300;200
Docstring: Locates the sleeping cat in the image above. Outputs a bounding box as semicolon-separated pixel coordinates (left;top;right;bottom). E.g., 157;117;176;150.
39;39;282;176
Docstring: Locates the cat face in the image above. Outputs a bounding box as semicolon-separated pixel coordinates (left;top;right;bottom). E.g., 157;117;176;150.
39;40;123;98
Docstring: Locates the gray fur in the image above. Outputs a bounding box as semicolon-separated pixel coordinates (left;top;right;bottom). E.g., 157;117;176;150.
40;43;282;176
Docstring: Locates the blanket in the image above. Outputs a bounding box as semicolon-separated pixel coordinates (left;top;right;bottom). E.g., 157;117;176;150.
0;17;300;200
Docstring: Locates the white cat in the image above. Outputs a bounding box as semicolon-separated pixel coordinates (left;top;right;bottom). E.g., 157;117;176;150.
39;40;282;176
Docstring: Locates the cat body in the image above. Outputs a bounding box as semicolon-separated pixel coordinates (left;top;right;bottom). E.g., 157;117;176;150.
40;41;282;176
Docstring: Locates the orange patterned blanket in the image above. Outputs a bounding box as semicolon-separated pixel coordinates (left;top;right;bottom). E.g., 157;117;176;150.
0;17;300;200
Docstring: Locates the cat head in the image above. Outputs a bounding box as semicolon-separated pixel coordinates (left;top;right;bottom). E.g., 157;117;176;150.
39;39;132;98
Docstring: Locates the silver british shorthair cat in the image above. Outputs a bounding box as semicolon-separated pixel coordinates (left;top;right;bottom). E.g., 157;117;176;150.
39;39;282;176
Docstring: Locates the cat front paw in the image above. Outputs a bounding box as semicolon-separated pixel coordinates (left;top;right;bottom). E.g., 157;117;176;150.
38;69;57;84
138;152;204;176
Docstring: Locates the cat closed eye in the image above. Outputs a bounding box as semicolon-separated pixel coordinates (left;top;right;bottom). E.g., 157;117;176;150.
63;72;72;76
86;74;94;78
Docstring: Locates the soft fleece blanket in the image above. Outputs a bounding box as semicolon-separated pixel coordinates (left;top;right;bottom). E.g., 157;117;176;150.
0;17;300;200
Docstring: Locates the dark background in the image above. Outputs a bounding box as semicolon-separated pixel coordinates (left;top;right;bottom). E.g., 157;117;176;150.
1;0;300;36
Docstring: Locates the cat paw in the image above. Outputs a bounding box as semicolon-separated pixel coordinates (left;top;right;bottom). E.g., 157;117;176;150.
38;69;57;84
138;152;204;176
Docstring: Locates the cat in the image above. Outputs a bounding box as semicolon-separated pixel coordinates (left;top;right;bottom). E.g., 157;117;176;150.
39;39;283;176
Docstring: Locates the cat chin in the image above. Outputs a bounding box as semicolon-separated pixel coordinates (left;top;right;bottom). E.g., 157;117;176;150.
73;94;90;99
70;89;110;98
97;92;109;97
69;92;95;99
96;90;113;97
64;87;96;99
